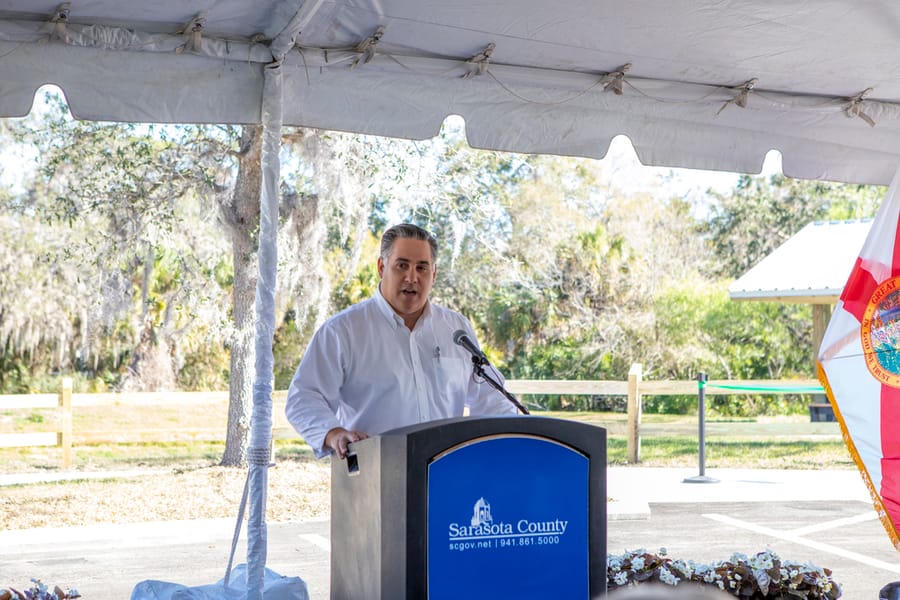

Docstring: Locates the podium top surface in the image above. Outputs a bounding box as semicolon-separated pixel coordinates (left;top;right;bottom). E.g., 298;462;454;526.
377;415;606;459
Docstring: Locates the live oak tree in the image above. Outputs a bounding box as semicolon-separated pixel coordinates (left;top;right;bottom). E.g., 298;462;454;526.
3;91;378;466
5;103;871;428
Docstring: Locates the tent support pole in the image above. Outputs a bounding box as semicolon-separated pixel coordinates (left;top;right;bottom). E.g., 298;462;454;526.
246;61;284;600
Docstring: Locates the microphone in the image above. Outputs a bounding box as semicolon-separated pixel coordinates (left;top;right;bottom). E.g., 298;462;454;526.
453;329;488;363
452;328;528;414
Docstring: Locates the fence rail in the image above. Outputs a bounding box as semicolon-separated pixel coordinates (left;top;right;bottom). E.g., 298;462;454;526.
0;366;824;467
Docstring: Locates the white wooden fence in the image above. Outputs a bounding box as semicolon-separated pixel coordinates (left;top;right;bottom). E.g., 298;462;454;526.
0;365;822;468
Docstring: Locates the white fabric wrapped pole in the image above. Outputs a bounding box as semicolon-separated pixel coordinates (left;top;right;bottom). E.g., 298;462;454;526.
128;58;297;600
246;60;283;600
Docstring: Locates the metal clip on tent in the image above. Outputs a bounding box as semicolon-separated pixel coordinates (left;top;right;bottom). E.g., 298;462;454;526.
845;87;876;127
717;77;757;115
176;12;207;54
44;2;71;44
601;62;631;95
461;43;496;79
350;25;385;68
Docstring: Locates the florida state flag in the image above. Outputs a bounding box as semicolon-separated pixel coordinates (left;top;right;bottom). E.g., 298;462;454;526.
818;168;900;549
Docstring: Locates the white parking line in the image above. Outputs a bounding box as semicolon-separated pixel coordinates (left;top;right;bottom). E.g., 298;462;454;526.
788;511;878;536
702;513;900;574
298;533;331;552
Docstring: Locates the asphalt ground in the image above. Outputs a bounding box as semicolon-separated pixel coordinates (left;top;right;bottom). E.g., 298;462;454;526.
607;467;899;600
2;466;898;599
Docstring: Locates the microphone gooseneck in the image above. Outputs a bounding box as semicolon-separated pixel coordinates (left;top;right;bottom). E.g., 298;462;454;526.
452;329;487;362
452;328;529;414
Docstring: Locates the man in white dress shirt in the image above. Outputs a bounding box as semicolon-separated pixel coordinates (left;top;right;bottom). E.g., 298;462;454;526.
285;223;518;459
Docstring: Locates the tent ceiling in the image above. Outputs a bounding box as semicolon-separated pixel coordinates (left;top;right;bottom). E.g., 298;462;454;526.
2;1;900;184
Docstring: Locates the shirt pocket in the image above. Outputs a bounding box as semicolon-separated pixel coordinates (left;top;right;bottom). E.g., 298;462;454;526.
435;356;468;402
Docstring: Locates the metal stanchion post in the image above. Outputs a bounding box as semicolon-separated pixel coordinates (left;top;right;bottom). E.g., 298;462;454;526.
684;372;718;484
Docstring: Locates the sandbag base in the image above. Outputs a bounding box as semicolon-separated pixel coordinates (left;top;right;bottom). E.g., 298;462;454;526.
130;564;309;600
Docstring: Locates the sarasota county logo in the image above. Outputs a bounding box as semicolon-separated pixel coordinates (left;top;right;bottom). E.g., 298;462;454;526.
471;497;493;527
861;276;900;387
447;497;568;544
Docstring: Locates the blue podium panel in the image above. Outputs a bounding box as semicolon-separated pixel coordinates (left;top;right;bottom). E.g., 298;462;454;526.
427;435;589;599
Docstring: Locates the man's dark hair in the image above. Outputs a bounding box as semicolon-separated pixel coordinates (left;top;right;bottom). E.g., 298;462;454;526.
380;223;438;262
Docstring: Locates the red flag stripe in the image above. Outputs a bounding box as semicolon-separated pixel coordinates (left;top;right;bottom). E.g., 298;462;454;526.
841;258;878;322
881;192;900;529
882;384;900;530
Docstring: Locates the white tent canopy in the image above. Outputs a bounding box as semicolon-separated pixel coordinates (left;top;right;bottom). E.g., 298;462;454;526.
4;2;900;598
3;1;900;184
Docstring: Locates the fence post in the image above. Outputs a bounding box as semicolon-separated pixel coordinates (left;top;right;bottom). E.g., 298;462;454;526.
58;377;73;469
626;363;642;464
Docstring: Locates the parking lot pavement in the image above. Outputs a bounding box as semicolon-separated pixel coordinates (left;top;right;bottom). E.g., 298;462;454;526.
606;467;900;599
608;500;900;600
0;518;333;600
2;467;896;599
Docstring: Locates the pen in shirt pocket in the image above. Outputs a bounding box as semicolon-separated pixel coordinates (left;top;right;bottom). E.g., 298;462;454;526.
434;345;441;361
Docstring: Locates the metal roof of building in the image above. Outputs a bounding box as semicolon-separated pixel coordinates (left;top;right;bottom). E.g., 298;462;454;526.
728;219;872;303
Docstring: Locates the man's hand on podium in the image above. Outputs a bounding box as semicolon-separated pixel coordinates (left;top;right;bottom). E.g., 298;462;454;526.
325;427;369;459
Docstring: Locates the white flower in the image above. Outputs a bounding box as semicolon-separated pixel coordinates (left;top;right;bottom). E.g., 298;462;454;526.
671;559;692;578
658;567;679;586
605;547;840;599
749;554;774;570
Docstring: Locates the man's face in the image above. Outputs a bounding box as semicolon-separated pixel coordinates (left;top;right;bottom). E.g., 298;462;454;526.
378;237;436;327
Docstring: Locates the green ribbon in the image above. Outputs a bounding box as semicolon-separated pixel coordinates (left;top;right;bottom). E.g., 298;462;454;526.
707;383;824;393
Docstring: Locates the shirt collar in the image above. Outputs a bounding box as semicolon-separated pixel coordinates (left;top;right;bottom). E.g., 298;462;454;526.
375;284;432;330
374;285;400;327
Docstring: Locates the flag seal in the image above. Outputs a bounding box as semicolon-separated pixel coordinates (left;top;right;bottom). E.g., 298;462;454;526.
861;275;900;387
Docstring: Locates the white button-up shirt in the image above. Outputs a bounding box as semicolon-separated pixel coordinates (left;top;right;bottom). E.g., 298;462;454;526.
285;289;517;457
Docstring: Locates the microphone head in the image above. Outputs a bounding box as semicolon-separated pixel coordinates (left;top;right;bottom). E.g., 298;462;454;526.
452;329;467;345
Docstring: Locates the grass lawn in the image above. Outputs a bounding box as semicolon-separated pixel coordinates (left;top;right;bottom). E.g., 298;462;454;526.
0;410;850;473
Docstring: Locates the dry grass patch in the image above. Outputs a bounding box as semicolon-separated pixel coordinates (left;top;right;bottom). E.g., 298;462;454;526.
0;444;331;531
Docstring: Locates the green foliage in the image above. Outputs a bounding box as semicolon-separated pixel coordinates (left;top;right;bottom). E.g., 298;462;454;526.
1;103;872;420
271;310;313;391
0;92;237;392
24;412;44;424
331;257;379;312
177;343;230;391
650;278;813;416
484;285;541;350
705;174;882;278
657;279;811;379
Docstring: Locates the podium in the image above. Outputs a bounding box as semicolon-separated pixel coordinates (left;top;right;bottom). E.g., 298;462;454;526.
330;416;607;599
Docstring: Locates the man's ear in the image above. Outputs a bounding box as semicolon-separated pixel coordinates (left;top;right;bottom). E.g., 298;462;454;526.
377;257;385;278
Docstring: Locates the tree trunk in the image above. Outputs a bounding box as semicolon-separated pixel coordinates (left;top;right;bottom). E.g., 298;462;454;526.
120;243;178;392
220;125;263;467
